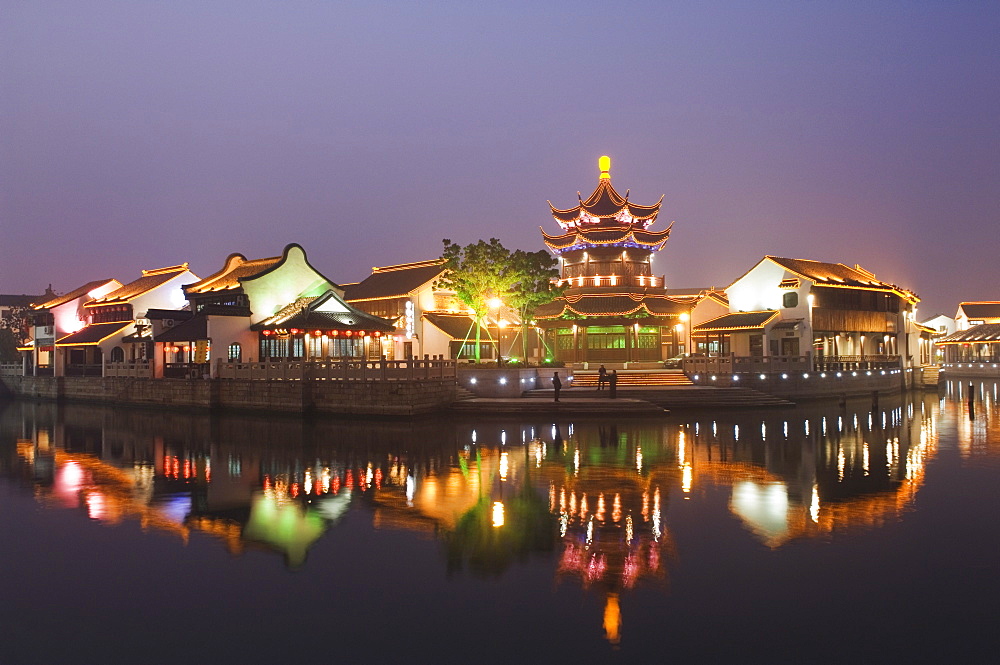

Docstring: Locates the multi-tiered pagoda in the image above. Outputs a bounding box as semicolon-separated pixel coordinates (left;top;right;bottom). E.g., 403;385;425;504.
534;157;688;364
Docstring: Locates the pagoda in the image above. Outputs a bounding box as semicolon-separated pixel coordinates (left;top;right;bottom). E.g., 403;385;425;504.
534;156;689;364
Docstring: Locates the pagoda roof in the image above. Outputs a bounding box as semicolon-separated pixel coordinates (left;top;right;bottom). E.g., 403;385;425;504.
344;260;446;302
88;265;190;307
547;156;663;229
534;293;688;319
251;291;394;333
541;224;672;252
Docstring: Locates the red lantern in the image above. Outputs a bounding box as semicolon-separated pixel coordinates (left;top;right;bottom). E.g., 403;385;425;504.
345;330;352;337
331;330;339;337
290;328;300;335
313;330;322;336
262;330;272;336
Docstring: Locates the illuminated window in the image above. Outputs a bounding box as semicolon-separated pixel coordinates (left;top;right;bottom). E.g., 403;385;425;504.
228;343;242;361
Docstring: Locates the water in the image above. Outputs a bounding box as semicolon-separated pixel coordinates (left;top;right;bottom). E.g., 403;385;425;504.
2;381;999;664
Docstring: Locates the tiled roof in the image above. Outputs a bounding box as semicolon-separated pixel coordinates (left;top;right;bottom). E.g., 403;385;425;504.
534;294;688;319
938;323;1000;344
185;253;282;294
145;309;193;321
548;167;662;224
424;313;490;340
693;311;779;332
767;257;889;290
88;265;189;306
541;225;672;252
33;279;119;310
251;293;394;332
55;321;132;346
344;260;446;301
0;294;43;308
156;315;208;342
958;302;1000;319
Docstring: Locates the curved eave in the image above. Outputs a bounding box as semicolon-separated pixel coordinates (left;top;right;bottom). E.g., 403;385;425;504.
549;181;663;224
541;226;671;252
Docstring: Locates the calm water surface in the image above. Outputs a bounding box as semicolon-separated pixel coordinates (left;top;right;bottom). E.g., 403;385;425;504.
2;381;999;664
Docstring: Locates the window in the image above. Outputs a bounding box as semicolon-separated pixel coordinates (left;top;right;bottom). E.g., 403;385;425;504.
110;347;124;362
228;343;242;361
783;292;798;308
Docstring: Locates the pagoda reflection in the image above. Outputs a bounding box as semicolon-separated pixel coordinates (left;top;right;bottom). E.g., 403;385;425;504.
0;392;945;643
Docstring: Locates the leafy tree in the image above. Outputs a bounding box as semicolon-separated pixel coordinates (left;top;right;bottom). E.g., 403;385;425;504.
436;238;518;361
0;305;30;362
0;329;19;362
506;249;563;362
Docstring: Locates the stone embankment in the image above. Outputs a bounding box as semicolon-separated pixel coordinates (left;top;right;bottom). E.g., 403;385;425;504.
0;376;456;417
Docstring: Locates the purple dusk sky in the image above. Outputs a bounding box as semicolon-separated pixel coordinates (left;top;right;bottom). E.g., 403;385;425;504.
2;1;998;317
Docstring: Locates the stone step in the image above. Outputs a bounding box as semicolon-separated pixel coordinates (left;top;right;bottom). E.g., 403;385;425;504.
571;371;693;387
524;386;793;408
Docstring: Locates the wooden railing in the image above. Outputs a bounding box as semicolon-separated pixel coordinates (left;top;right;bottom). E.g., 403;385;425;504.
105;360;154;378
216;358;457;381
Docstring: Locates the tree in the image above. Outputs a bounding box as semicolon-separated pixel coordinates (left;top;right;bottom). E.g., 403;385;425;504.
0;306;30;362
506;249;563;362
436;238;519;361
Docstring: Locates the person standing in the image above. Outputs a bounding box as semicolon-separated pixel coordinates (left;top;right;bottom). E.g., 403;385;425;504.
609;369;618;399
552;372;562;402
597;364;607;391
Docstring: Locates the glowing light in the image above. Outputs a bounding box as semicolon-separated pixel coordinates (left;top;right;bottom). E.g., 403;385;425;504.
491;501;505;527
499;452;509;481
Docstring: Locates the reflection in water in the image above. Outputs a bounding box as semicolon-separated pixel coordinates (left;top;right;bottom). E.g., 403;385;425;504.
2;384;985;648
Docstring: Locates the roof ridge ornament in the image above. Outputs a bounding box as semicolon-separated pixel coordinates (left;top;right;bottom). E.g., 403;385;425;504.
599;155;611;179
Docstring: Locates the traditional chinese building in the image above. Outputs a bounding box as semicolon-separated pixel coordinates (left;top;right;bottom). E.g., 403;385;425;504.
692;256;924;369
53;264;197;376
344;259;515;361
178;244;394;375
533;157;689;364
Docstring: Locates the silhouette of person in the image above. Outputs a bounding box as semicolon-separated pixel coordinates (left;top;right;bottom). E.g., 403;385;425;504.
609;369;618;399
597;364;607;391
552;372;562;402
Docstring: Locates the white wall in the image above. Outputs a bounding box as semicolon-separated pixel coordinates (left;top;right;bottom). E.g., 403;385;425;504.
241;245;338;324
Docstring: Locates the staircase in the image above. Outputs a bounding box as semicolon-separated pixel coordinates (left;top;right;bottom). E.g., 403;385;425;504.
453;386;477;401
920;365;941;387
571;370;693;387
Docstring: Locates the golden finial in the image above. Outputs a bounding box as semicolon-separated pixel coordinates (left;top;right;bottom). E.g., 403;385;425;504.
599;155;611;179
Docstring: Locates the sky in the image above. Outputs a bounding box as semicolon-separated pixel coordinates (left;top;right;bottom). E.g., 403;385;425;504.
2;0;998;317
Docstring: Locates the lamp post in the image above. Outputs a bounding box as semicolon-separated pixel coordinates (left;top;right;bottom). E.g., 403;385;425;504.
488;297;503;363
679;312;690;356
